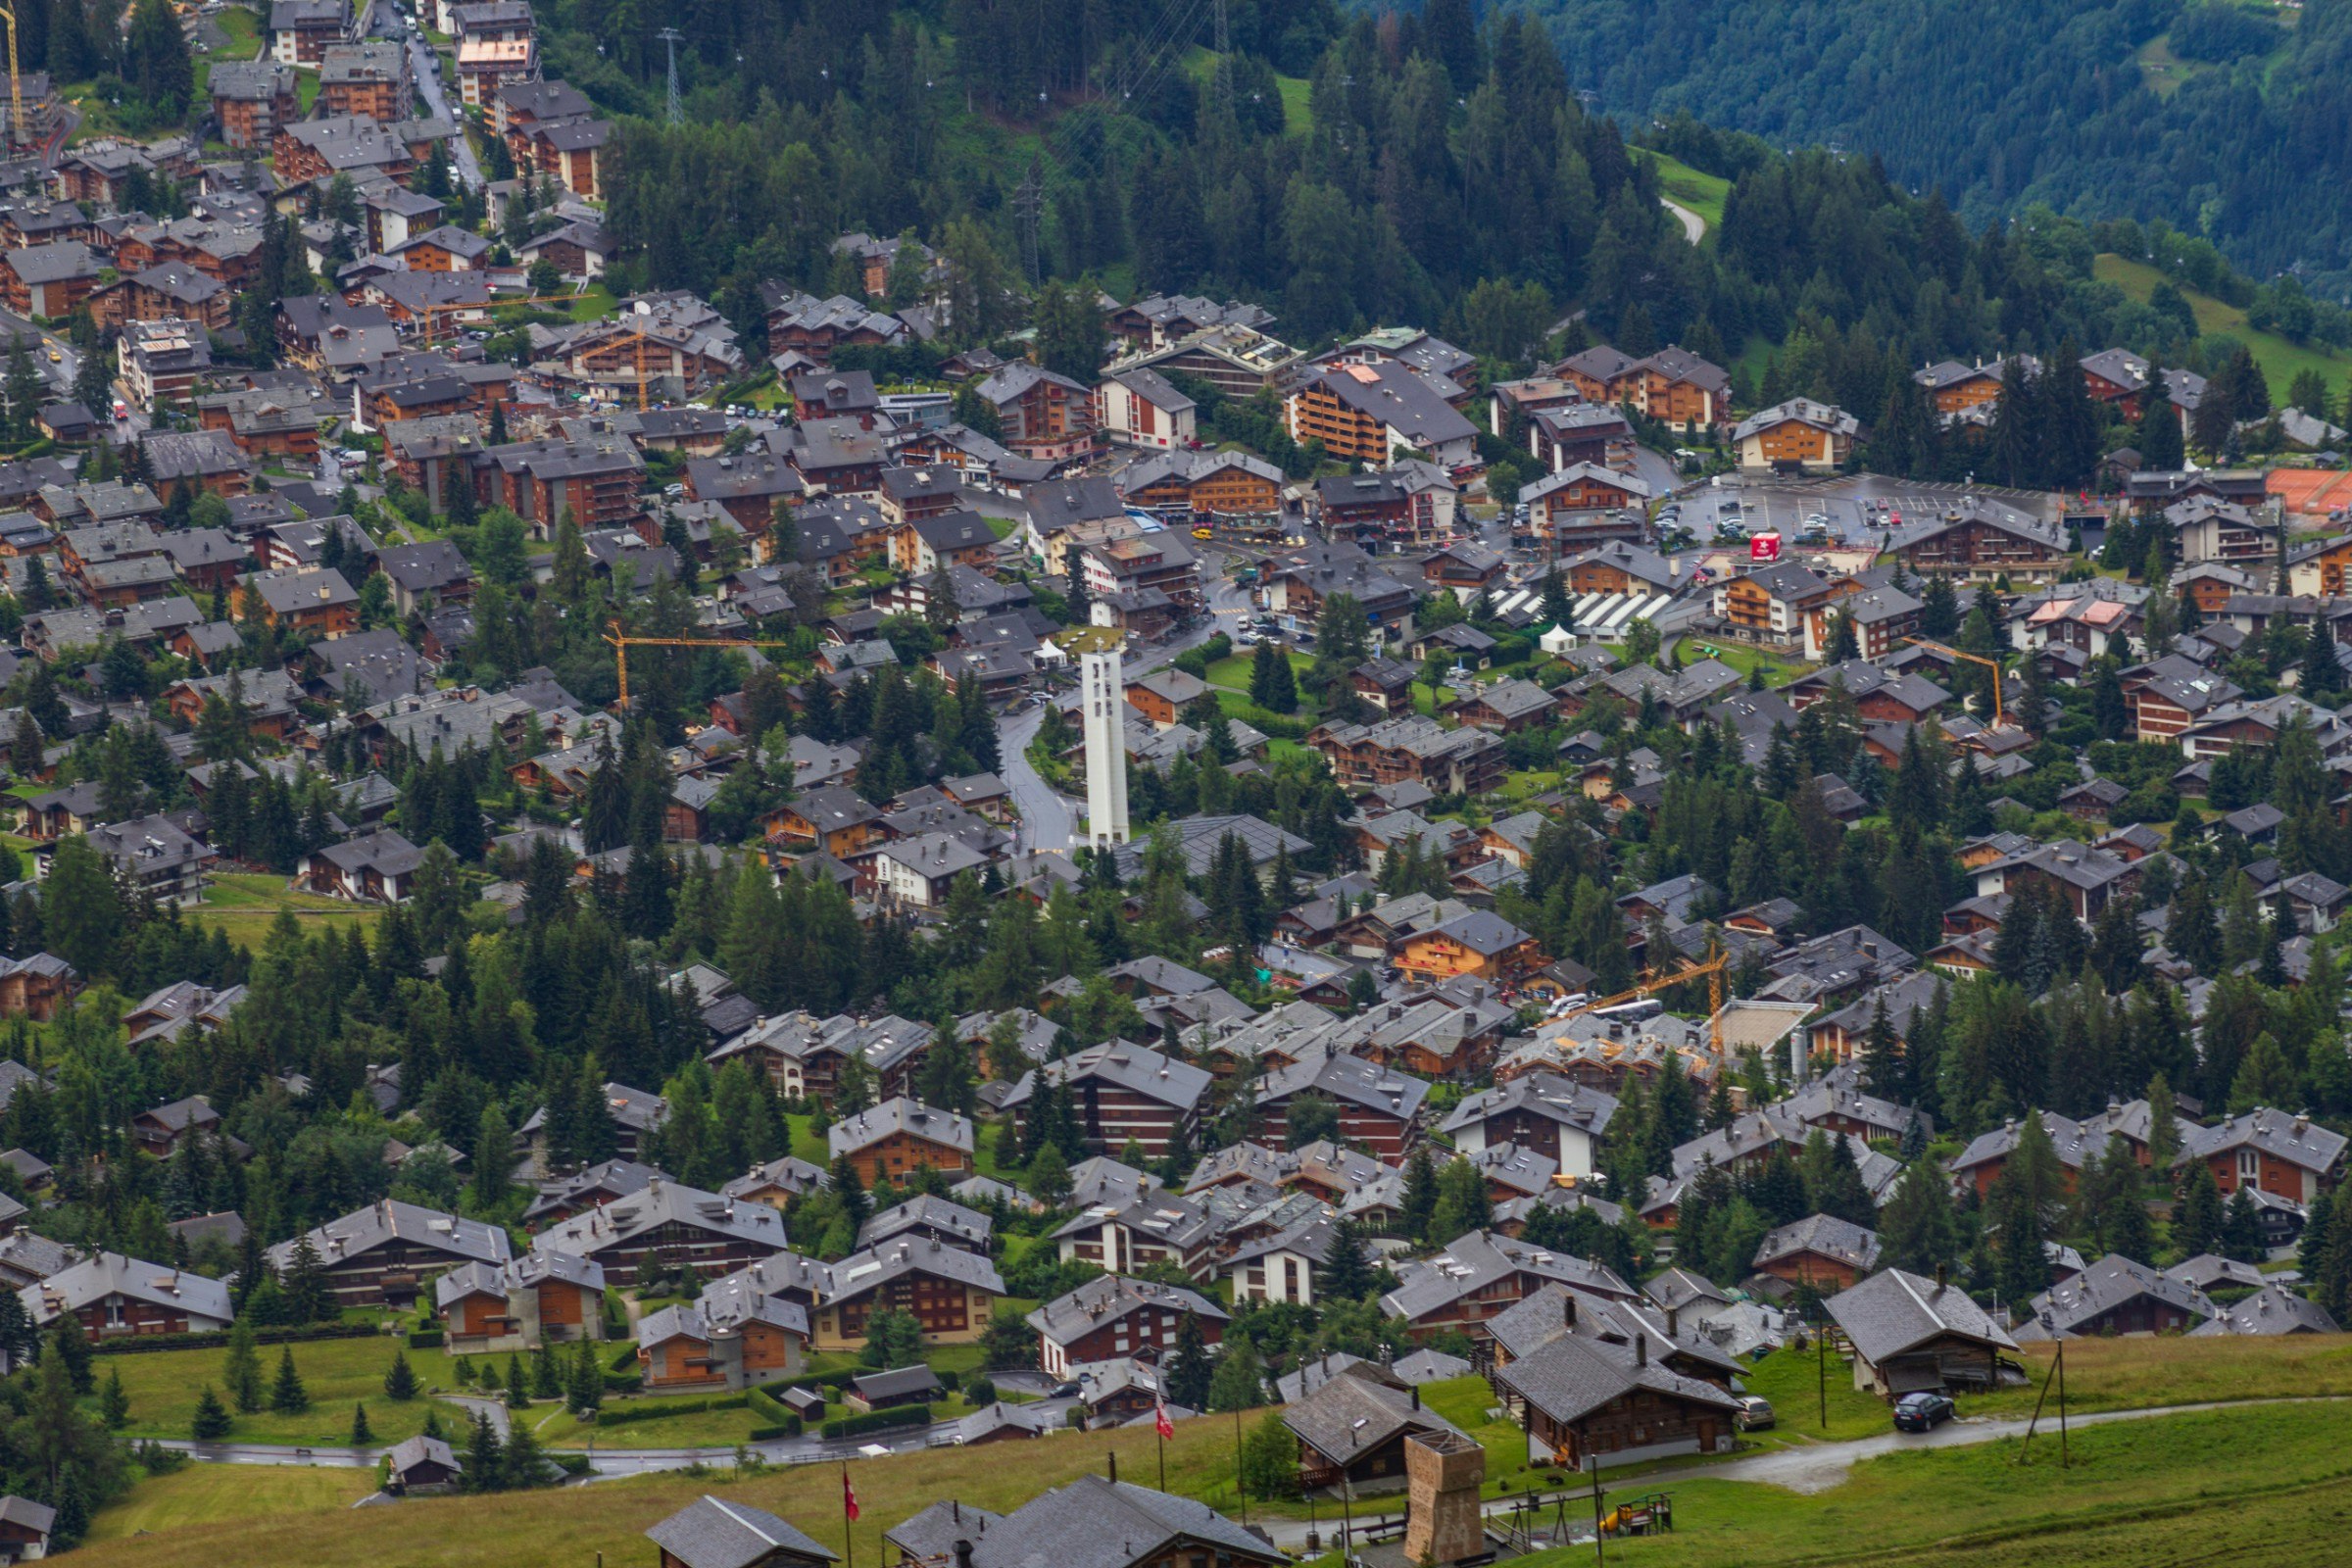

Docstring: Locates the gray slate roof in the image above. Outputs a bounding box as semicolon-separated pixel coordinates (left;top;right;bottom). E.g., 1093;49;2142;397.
647;1495;839;1568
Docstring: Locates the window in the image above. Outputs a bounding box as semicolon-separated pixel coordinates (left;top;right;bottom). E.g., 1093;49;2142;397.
2237;1151;2260;1183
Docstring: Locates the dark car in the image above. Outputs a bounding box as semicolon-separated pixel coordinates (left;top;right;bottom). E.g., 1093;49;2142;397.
1892;1392;1955;1432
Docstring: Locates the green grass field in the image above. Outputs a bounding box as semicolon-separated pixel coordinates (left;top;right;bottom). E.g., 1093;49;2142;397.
1634;150;1730;237
101;1333;473;1448
85;1466;369;1544
74;1371;2352;1568
185;872;384;950
1181;48;1313;136
2094;251;2352;410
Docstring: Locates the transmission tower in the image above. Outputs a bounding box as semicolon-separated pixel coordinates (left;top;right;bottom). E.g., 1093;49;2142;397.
658;26;684;124
1013;159;1044;282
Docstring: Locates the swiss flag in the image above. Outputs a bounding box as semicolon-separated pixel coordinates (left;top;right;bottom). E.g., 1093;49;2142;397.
1155;1395;1175;1440
844;1467;860;1522
1749;532;1782;563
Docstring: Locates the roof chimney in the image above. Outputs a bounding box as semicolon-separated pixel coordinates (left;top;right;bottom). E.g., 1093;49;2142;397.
1635;1333;1648;1367
954;1543;975;1568
1410;1384;1420;1409
1106;1451;1117;1484
1934;1263;1948;1297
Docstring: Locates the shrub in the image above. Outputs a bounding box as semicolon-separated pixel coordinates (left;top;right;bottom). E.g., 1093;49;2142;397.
819;1403;933;1440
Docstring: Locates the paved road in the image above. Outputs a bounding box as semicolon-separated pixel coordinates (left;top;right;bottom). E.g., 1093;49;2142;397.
991;543;1249;854
1661;197;1705;244
395;13;484;190
1703;1396;2345;1495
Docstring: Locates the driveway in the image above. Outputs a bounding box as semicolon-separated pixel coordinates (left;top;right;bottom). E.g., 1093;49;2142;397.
1661;197;1704;243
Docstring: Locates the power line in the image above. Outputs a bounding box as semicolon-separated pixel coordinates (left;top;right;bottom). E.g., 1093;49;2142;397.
657;26;684;124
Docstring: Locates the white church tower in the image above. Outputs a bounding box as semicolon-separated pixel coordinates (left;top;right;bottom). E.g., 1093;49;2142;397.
1065;627;1130;851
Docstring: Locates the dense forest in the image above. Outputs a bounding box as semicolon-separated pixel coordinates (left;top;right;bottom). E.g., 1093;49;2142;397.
1519;0;2352;286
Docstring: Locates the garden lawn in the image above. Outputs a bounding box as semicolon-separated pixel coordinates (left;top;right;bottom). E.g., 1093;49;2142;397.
185;872;384;950
1201;650;1312;693
100;1333;473;1448
1737;1342;1892;1443
85;1465;367;1544
2094;252;2352;411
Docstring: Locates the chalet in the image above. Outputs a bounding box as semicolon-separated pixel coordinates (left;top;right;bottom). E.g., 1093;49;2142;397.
1913;360;2008;416
1310;713;1505;797
530;1176;794;1288
827;1098;974;1186
1898;501;2071;586
1051;1191;1216;1281
1003;1042;1208;1159
809;1237;1005;1351
1283;1368;1468;1491
129;1094;223;1156
436;1250;608;1352
2021;1254;2211;1340
1379;1228;1636;1340
1947;1101;2182;1200
1286;359;1479;468
1752;1214;1882;1291
636;1282;809;1393
1114;449;1281;518
1559;540;1680;599
1451;678;1555;734
971;363;1096;462
2177;1108;2346;1205
707;1011;935;1104
1734;399;1857;473
294;828;425;904
1026;1275;1228;1378
266;1199;513;1308
1096;368;1197;450
385;1435;462;1494
1495;1318;1741;1469
21;1250;232;1338
2080;347;2154;416
1438;1070;1617;1176
646;1495;836;1568
1394;909;1544;986
1254;1048;1429;1160
1827;1267;2021;1398
1519;464;1650;541
209;60;300;150
1712;560;1840;649
1556;343;1729;429
237;565;358;638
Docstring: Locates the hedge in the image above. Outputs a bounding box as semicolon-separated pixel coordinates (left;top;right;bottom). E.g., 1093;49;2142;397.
820;1403;933;1440
407;1328;445;1348
745;1387;803;1434
90;1322;384;1356
588;1394;748;1428
750;1423;797;1442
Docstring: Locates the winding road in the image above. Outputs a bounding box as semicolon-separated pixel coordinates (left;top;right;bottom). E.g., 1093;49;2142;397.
1662;196;1706;244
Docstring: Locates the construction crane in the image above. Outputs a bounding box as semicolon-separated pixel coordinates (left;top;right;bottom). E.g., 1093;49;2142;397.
1554;946;1731;1047
0;8;24;160
603;622;800;713
1902;635;2011;728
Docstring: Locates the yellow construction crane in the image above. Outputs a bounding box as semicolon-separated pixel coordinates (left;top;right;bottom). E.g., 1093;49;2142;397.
1903;635;2011;729
1552;947;1731;1044
413;293;596;349
603;621;800;713
0;8;24;160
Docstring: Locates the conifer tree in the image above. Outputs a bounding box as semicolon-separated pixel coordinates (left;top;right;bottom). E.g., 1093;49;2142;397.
269;1347;309;1413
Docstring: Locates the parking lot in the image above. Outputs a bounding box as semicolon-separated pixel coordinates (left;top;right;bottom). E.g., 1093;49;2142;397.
1669;474;2063;552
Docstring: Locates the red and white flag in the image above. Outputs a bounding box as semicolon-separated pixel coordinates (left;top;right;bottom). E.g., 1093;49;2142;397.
1154;1394;1174;1440
844;1466;860;1522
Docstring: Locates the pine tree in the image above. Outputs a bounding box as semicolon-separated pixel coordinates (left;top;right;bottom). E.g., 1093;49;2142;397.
1164;1310;1213;1409
2175;1159;2226;1256
383;1348;417;1400
1401;1146;1440;1244
1318;1215;1374;1301
2221;1184;2267;1262
269;1347;309;1413
99;1365;128;1430
350;1400;373;1445
190;1384;232;1441
223;1320;265;1413
463;1409;505;1493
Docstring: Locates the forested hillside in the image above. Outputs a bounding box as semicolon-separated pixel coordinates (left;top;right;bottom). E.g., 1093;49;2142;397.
1513;0;2352;283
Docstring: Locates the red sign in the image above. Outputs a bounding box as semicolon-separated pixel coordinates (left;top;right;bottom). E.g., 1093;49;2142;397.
1749;531;1782;563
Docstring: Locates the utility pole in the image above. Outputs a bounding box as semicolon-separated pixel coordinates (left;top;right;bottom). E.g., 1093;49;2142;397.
1013;158;1044;283
658;26;684;124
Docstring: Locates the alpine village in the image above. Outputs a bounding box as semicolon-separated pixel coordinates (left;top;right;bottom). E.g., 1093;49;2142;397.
0;0;2331;1564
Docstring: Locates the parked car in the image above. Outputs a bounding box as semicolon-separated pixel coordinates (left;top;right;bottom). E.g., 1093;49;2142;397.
1735;1396;1775;1431
1892;1392;1955;1433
